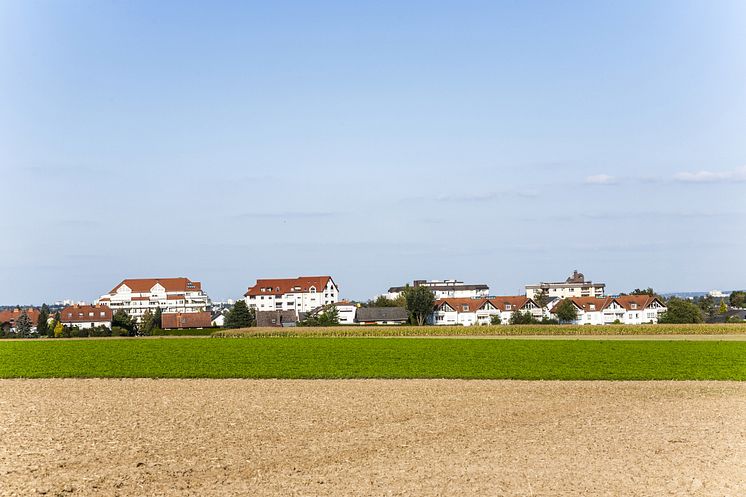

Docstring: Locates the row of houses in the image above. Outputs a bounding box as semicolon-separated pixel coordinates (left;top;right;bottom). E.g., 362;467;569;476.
2;270;668;332
430;294;667;326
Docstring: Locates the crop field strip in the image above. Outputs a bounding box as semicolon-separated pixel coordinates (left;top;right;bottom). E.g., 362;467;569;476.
214;323;746;337
1;337;745;380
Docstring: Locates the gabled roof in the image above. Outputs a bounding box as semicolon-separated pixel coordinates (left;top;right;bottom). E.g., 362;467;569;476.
108;278;202;294
563;297;612;312
0;308;41;325
489;296;535;312
60;305;112;323
610;295;665;311
244;276;335;297
434;298;490;313
161;311;212;329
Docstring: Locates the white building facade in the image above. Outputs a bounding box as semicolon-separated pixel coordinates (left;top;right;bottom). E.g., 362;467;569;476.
430;297;541;326
244;276;339;317
526;270;605;300
97;277;211;322
386;279;489;301
552;296;667;325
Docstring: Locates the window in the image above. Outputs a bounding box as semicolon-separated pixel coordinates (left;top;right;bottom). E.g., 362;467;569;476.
590;304;595;310
505;304;511;310
631;303;637;309
462;304;469;311
309;286;316;293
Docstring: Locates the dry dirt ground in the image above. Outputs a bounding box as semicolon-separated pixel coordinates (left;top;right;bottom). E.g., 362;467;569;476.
0;380;744;497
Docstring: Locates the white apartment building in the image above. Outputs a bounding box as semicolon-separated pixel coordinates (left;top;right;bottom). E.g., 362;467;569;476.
525;270;605;300
552;296;667;325
244;276;339;317
97;277;212;322
386;279;490;301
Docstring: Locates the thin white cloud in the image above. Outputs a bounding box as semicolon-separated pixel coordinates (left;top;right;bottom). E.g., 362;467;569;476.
584;174;617;185
673;165;746;183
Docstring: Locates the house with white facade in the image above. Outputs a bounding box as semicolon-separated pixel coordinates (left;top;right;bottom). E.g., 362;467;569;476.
490;296;544;324
244;276;339;318
526;270;605;300
60;304;113;329
386;279;490;300
97;277;211;322
551;295;667;325
430;296;541;326
333;301;358;325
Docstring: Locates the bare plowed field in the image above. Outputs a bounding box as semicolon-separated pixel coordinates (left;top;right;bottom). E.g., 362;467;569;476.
1;380;744;497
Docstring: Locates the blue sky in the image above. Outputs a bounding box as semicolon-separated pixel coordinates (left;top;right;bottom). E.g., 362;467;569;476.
1;0;745;303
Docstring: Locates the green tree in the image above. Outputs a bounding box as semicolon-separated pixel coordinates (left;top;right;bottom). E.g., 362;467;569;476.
112;310;137;335
152;307;162;329
299;304;340;327
729;291;746;308
36;304;50;336
533;289;549;309
658;298;703;324
404;286;435;326
15;311;33;337
140;309;156;335
225;300;253;329
490;315;502;325
718;300;728;314
630;288;656;296
368;295;406;308
695;295;716;319
53;322;64;338
509;311;538;325
554;300;579;323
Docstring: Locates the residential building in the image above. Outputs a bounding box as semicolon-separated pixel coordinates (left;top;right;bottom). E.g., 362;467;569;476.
60;304;113;329
244;276;339;317
333;301;358;325
386;279;489;301
355;307;409;325
0;308;41;332
551;295;667;325
97;277;211;322
161;311;212;329
525;270;605;300
256;310;298;327
490;296;544;324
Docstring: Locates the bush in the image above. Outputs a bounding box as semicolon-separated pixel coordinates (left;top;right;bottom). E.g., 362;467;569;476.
111;326;129;337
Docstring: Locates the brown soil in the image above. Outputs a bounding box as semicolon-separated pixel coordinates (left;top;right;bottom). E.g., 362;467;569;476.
1;380;744;497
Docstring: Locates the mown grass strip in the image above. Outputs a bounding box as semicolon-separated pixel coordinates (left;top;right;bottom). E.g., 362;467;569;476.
213;323;746;338
0;338;744;380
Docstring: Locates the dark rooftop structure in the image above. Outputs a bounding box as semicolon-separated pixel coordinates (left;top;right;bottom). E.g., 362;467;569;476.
355;307;409;324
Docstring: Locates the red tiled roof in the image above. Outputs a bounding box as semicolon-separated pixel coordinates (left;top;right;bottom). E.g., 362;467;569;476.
60;305;112;324
0;308;41;325
489;296;534;312
244;276;334;297
108;278;202;294
611;295;663;311
166;294;185;300
435;298;490;312
161;311;212;329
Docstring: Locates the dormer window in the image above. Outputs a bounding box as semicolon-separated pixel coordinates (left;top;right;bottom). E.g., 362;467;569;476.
590;304;595;311
506;304;512;310
462;304;469;311
631;303;638;309
309;286;316;293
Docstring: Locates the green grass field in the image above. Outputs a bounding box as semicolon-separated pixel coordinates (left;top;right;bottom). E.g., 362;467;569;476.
1;338;744;380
